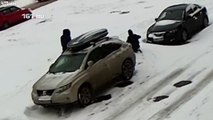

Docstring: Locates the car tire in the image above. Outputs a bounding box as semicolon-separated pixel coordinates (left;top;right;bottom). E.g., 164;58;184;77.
121;59;134;80
78;84;93;107
180;29;188;43
2;22;10;30
202;16;209;29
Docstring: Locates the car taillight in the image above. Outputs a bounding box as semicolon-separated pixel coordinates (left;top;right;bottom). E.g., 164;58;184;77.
28;8;32;11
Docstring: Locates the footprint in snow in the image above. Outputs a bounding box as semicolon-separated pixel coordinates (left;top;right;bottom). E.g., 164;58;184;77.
8;39;17;42
36;18;52;24
144;6;153;9
89;113;95;116
137;1;146;4
119;11;130;14
110;10;130;15
100;107;108;112
47;58;52;62
105;101;112;106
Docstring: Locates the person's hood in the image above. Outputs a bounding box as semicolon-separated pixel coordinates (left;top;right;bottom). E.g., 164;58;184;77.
33;70;81;90
63;29;71;36
148;20;182;33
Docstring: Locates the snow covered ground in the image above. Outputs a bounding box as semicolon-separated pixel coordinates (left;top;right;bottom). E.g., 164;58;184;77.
0;0;213;120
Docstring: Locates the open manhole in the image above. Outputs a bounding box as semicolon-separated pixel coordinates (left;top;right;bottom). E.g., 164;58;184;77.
114;80;133;88
173;81;192;88
153;95;169;102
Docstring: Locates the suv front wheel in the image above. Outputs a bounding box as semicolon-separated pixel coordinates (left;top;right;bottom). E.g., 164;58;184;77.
78;84;93;107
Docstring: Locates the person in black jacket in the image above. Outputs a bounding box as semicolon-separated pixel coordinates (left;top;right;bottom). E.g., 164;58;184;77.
61;29;71;52
126;29;142;53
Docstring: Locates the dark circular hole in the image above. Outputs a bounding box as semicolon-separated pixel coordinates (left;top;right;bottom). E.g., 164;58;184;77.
174;80;192;88
153;95;169;102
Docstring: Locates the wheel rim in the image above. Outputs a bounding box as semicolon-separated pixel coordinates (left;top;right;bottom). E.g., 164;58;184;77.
122;60;134;80
78;87;92;106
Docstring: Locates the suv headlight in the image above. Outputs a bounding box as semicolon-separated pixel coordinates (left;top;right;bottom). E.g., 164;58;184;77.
55;83;72;93
148;33;154;38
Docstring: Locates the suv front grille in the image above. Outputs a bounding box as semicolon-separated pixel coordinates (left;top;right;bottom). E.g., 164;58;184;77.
37;90;54;96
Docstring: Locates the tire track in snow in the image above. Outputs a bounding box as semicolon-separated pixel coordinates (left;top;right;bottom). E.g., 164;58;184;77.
103;51;211;120
144;50;210;101
146;68;185;100
148;69;213;120
104;68;188;120
149;67;207;100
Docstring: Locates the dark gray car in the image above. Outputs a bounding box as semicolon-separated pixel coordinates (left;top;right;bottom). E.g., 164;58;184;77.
146;4;209;44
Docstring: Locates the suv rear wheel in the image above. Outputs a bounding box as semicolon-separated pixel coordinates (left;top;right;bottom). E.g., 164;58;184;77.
121;59;134;80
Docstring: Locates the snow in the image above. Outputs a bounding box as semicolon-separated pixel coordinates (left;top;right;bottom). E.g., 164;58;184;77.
0;0;213;120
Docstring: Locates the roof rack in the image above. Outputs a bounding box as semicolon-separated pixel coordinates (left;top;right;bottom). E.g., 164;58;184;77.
67;28;108;52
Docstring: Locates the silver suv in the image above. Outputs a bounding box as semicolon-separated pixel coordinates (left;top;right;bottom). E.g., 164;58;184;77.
31;29;136;107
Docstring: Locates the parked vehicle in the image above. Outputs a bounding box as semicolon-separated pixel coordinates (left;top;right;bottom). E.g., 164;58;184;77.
31;29;136;107
0;6;32;30
146;4;209;44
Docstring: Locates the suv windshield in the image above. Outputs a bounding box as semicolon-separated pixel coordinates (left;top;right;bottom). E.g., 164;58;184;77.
158;9;184;21
49;53;86;73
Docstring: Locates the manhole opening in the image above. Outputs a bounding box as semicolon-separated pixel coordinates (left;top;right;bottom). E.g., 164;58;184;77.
153;95;169;102
174;80;192;88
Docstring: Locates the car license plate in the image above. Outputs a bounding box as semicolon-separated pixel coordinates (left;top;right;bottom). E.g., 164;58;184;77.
38;96;51;102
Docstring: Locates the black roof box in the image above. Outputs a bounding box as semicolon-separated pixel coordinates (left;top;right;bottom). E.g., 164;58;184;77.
67;28;108;52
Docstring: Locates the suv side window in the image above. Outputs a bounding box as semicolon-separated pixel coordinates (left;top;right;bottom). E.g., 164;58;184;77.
85;43;121;69
87;47;104;64
102;43;121;57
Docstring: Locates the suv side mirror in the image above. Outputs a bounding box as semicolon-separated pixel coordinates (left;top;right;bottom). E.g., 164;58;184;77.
87;61;94;68
155;18;158;22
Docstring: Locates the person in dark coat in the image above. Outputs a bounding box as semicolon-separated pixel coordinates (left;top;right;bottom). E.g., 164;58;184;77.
61;29;71;52
126;29;142;53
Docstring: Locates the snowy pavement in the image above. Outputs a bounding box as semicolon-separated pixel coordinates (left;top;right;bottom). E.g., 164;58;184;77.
0;0;213;120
